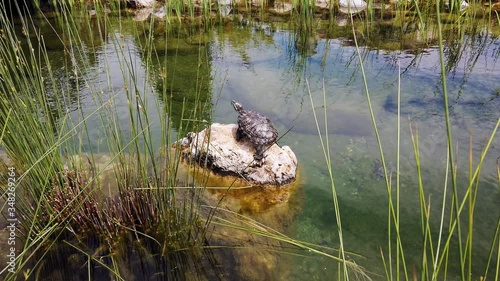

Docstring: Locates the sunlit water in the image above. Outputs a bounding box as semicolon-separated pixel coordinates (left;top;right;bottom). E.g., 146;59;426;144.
206;23;500;280
13;14;500;280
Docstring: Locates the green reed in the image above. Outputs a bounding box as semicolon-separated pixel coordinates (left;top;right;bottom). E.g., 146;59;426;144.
307;80;362;281
0;1;218;279
345;11;409;281
0;3;69;278
336;1;500;281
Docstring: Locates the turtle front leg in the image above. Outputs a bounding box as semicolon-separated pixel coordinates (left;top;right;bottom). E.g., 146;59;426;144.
254;145;265;161
252;145;265;167
235;127;243;141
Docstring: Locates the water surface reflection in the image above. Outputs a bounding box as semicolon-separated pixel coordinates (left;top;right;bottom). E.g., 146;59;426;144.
207;19;499;279
4;12;499;280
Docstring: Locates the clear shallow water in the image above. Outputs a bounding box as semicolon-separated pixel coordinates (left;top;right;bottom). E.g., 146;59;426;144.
27;15;500;280
206;23;499;279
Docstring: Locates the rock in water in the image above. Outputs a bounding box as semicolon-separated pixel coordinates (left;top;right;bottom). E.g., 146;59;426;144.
127;0;156;8
176;123;297;187
338;0;367;14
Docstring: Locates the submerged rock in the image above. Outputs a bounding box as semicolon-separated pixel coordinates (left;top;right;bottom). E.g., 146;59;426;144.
372;158;394;180
175;123;298;187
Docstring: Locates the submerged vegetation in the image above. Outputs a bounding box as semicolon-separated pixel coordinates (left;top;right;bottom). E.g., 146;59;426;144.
0;0;499;280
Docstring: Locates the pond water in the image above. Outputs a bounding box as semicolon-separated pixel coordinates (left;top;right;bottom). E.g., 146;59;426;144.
205;20;500;279
6;9;500;280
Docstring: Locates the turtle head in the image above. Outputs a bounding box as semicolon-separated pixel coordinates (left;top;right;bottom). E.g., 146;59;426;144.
231;100;243;113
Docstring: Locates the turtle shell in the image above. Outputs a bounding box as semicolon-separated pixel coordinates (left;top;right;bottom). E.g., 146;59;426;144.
237;109;278;147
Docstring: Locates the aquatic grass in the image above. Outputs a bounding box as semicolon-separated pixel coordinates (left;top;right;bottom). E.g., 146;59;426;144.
0;3;114;273
206;204;372;279
0;2;221;279
307;79;353;280
0;109;12;142
0;0;69;228
75;6;223;278
343;0;500;279
487;218;500;281
346;9;410;281
385;2;496;281
407;121;438;280
407;120;500;281
435;2;466;280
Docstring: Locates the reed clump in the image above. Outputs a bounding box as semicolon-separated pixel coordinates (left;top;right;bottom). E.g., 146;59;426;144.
0;1;215;279
42;166;198;248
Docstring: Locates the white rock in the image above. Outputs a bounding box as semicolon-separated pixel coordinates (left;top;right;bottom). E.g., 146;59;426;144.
132;6;166;21
338;0;367;14
176;123;298;187
445;0;469;10
128;0;157;8
219;5;232;17
459;0;470;10
461;0;469;10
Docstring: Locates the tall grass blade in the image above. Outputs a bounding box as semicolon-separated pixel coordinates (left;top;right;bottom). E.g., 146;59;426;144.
348;9;409;281
307;79;350;280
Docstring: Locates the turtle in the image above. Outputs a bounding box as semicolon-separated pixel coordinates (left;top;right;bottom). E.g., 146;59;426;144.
231;100;278;163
